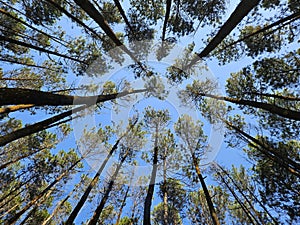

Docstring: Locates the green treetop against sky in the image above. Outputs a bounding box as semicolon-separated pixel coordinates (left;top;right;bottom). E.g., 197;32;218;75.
0;0;299;224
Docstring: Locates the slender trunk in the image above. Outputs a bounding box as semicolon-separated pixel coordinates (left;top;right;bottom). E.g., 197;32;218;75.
18;189;54;225
73;0;145;71
143;127;159;225
0;175;36;207
112;0;134;33
0;56;59;71
0;35;86;64
242;92;300;101
0;89;145;147
163;154;168;225
0;8;68;47
226;121;300;176
0;88;146;106
65;139;121;225
215;164;266;225
222;11;300;50
45;0;102;39
41;191;72;225
199;93;300;121
162;0;172;42
87;151;129;225
0;145;50;170
6;158;82;224
186;0;260;67
216;170;259;224
191;153;220;225
115;185;130;225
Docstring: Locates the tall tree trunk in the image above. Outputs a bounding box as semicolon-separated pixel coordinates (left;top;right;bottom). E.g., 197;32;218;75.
0;8;68;47
0;56;58;71
0;104;34;114
187;0;260;67
162;0;172;42
115;185;130;225
41;190;73;225
18;189;55;225
0;35;86;64
162;153;168;225
0;89;145;147
73;0;145;70
45;0;102;39
225;121;300;176
112;0;134;33
87;151;129;225
216;170;259;224
215;163;266;225
198;93;300;121
222;11;300;50
6;158;82;224
143;127;159;225
0;145;50;170
190;153;220;225
0;88;146;106
65;139;121;225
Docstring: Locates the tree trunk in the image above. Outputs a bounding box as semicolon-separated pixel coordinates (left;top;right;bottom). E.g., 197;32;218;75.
6;158;82;224
216;170;259;224
0;104;34;114
0;35;86;64
215;163;266;225
41;191;73;225
73;0;145;70
87;151;129;225
163;154;168;225
162;0;172;42
0;89;145;147
199;93;300;121
65;139;121;225
143;127;159;225
112;0;134;33
0;88;146;106
115;185;130;225
222;11;300;50
45;0;102;39
226;121;300;176
191;153;220;225
187;0;260;67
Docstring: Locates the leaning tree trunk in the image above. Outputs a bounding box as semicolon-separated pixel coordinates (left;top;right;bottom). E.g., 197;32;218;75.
65;139;121;225
190;153;221;225
87;150;129;225
6;158;82;224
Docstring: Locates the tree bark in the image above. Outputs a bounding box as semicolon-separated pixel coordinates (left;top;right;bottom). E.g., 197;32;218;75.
222;11;300;50
199;92;300;121
215;163;266;225
115;185;130;225
0;88;146;106
190;153;220;225
112;0;134;33
0;89;145;147
186;0;260;68
143;127;159;225
162;0;172;42
73;0;145;70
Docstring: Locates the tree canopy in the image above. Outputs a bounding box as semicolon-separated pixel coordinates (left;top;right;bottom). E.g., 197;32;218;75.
0;0;299;224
